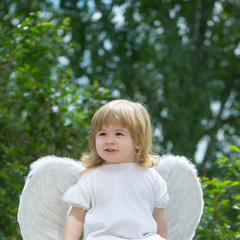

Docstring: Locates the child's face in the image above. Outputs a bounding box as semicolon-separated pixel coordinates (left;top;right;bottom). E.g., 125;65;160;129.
95;123;139;164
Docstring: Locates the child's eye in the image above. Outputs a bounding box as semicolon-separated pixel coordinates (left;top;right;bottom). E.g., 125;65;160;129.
98;132;106;136
116;132;124;136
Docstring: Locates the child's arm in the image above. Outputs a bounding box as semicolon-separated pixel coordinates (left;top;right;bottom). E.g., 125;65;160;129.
63;207;87;240
152;207;168;240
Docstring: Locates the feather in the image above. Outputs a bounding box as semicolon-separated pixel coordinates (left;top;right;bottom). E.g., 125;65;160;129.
18;156;83;240
155;155;204;240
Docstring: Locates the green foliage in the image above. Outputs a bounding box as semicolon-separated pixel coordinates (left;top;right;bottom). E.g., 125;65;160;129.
58;0;240;174
0;13;111;239
196;146;240;239
1;2;240;239
2;0;240;174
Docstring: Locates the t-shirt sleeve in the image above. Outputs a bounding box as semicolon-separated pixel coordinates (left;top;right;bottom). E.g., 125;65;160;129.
153;170;169;209
61;173;92;210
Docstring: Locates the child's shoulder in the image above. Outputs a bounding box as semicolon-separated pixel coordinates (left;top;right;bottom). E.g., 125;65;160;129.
79;166;100;182
81;166;98;175
147;166;166;181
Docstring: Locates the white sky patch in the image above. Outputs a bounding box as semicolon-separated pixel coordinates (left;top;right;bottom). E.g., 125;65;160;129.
102;0;112;4
87;0;96;11
234;43;240;57
50;0;59;8
64;118;72;126
52;105;59;113
111;89;121;98
76;75;90;86
103;39;112;51
68;104;75;111
210;100;221;117
111;4;126;28
133;12;141;23
154;127;164;142
216;129;225;141
194;135;210;164
169;4;181;19
63;32;72;43
177;16;188;36
80;50;91;68
92;11;102;21
58;56;70;65
213;1;223;15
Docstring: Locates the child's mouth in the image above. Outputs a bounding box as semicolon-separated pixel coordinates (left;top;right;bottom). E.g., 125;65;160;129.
105;148;117;152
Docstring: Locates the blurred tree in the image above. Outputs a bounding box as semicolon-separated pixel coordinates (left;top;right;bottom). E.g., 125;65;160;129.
0;12;111;239
57;0;240;175
1;0;240;176
0;0;53;27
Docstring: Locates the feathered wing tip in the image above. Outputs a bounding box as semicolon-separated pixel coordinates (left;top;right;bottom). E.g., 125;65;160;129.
17;155;84;240
155;155;204;240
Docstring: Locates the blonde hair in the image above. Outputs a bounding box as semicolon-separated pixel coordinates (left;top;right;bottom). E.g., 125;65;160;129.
81;99;159;169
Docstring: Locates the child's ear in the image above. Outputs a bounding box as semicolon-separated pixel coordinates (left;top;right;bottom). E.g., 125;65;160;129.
135;143;140;150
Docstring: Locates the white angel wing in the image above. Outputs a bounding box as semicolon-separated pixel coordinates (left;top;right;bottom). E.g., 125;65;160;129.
155;155;204;240
17;155;84;240
18;154;202;240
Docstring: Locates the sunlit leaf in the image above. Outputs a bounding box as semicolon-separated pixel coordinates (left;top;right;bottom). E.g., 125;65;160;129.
229;145;240;152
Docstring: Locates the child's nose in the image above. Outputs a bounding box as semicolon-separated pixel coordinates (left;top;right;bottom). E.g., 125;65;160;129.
105;135;114;144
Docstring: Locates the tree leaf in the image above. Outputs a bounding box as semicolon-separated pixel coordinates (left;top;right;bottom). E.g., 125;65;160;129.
229;145;240;152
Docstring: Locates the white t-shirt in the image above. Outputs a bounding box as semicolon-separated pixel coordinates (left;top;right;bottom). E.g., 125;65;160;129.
62;162;169;240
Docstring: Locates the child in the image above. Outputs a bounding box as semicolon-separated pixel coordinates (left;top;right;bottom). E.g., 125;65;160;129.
62;99;169;240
